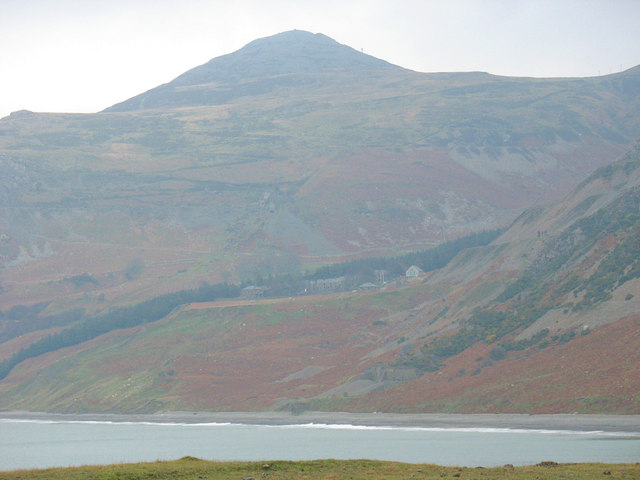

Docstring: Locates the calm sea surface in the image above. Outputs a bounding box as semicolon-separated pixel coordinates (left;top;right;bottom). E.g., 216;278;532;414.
1;420;639;471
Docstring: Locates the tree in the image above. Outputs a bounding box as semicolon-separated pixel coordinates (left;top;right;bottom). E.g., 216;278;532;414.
124;257;145;280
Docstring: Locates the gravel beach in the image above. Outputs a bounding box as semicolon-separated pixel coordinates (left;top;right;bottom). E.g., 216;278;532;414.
2;410;639;433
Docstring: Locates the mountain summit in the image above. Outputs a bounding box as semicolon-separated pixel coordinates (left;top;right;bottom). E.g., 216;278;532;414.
107;30;401;111
174;30;399;84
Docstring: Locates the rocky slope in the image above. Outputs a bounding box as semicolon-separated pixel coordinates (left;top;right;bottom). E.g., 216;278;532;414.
1;31;640;312
0;144;638;413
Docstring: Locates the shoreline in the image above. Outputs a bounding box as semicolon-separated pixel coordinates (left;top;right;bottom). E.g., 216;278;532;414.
2;410;639;433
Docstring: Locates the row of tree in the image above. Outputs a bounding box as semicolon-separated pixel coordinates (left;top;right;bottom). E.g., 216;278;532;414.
248;229;503;295
0;282;240;381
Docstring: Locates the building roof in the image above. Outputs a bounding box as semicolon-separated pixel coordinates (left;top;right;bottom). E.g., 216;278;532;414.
406;265;425;276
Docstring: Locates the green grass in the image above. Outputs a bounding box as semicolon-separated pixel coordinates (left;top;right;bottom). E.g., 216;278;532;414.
2;458;638;480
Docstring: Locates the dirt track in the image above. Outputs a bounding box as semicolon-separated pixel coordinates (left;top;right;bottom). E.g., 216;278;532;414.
185;291;358;310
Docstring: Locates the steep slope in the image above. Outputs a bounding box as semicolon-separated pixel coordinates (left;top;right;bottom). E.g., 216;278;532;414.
348;143;640;412
1;30;640;321
0;145;639;413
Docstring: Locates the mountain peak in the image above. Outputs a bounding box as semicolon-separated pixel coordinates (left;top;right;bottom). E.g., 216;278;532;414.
242;30;336;49
106;30;401;112
175;30;399;85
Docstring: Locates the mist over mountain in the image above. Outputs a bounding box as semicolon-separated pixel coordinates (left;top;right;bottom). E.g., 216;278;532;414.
1;31;639;414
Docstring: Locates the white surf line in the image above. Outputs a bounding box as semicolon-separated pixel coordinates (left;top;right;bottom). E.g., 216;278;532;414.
2;418;639;437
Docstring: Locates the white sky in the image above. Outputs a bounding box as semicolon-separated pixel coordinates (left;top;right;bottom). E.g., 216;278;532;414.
1;0;639;119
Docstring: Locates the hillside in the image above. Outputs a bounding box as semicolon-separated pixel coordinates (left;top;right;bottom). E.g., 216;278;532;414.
0;144;639;413
354;143;640;413
1;31;640;314
1;31;640;413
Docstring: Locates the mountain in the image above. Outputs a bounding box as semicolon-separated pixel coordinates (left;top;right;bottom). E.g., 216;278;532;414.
2;31;639;316
0;143;638;413
107;30;401;111
0;31;639;413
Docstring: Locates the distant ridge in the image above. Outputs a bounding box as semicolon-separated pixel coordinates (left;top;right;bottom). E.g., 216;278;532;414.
106;30;403;112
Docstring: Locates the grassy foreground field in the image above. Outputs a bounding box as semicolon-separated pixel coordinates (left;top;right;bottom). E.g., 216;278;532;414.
2;458;639;480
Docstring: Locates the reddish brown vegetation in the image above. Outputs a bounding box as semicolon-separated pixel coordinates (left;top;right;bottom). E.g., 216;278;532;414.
352;315;640;413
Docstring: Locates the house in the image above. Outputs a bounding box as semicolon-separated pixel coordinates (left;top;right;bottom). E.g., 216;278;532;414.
305;276;346;294
241;285;266;300
405;265;425;277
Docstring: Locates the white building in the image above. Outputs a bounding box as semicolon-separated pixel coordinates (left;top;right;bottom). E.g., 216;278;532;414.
405;265;425;277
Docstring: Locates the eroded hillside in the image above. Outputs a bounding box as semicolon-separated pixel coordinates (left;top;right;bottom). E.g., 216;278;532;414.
1;145;639;413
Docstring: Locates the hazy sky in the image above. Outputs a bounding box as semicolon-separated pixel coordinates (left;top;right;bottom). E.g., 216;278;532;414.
1;0;639;119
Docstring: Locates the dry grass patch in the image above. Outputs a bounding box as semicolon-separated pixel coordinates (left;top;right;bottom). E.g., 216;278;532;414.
1;459;639;480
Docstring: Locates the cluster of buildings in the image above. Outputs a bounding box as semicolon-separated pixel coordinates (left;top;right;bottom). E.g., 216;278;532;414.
240;264;427;300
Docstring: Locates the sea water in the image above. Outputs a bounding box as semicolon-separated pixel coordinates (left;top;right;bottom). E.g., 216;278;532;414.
0;419;638;471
